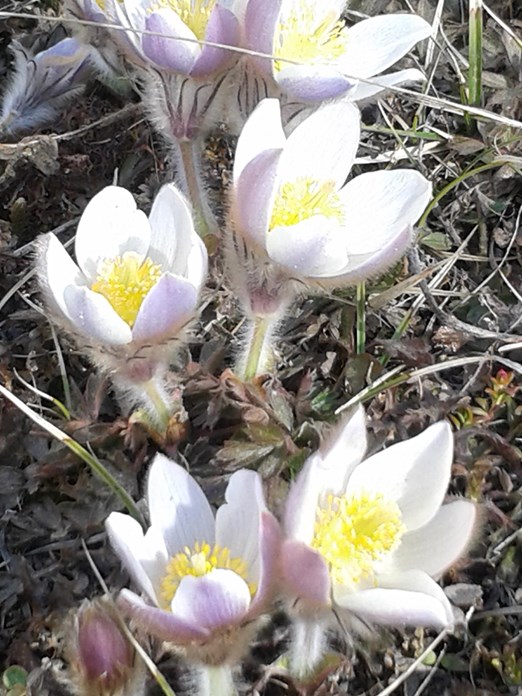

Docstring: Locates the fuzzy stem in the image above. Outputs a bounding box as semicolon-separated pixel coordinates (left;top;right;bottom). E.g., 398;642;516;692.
289;619;327;682
197;664;237;696
142;377;171;432
174;137;217;237
240;314;275;381
356;281;366;355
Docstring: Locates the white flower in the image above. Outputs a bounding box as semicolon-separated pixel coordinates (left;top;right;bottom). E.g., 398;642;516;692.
231;98;431;285
38;184;207;381
106;455;281;656
243;0;431;103
282;408;477;628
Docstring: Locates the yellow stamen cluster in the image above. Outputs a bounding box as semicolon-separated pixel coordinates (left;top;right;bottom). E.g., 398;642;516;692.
273;5;348;73
270;177;344;230
91;252;162;327
152;0;216;40
312;492;405;589
160;542;256;606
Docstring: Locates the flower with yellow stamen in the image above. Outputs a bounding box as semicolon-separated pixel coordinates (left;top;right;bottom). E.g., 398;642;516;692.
243;0;432;103
282;407;477;627
37;183;207;382
105;454;281;653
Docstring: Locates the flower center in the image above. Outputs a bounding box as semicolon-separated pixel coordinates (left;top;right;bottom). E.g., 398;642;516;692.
269;177;344;230
91;252;162;327
152;0;216;40
312;492;405;589
160;542;256;607
273;5;347;73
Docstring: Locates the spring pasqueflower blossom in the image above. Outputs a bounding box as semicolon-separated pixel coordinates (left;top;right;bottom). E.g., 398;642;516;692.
0;38;92;137
243;0;431;103
38;183;207;383
230;98;431;292
106;455;280;663
106;0;240;77
282;408;477;628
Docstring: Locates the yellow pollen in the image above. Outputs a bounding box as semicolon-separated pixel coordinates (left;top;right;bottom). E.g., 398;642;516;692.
312;492;405;589
91;252;162;327
269;177;344;230
150;0;216;40
160;542;256;607
274;5;347;73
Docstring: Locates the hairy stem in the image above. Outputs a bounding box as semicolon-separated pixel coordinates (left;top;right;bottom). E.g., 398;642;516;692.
197;664;237;696
174;137;218;237
142;377;171;432
289;619;327;682
240;314;276;381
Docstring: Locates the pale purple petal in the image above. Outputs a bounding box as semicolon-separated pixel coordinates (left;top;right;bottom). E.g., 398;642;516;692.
117;588;210;642
233;98;285;182
341;14;432;79
390;500;477;577
75;186;151;280
267;217;348;276
280;539;331;608
279;101;360;189
191;5;240;77
147;454;215;557
63;285;132;344
338;169;431;254
216;469;265;576
334;569;454;628
346;422;454;531
105;513;161;604
349;68;427;102
185;235;208;289
276;64;355;102
143;10;199;73
248;511;282;614
170;569;251;630
39;233;85;320
132;273;198;342
233;148;282;248
244;0;282;77
318;226;414;285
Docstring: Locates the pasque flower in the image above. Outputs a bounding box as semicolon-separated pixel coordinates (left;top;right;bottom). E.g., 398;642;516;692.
0;37;92;137
38;183;207;383
106;454;280;664
282;408;477;628
106;0;240;77
230;98;431;290
243;0;431;103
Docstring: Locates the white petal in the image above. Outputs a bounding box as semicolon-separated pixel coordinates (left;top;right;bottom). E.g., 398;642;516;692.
147;454;215;557
215;470;265;582
147;184;187;272
267;217;348;277
105;512;161;604
285;407;368;543
390;500;477;577
349;68;427;102
75;186;151;280
334;569;453;628
346;421;454;530
233;98;286;182
63;285;133;344
278;101;360;189
339;169;431;254
341;14;432;79
39;233;85;319
185;234;208;289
